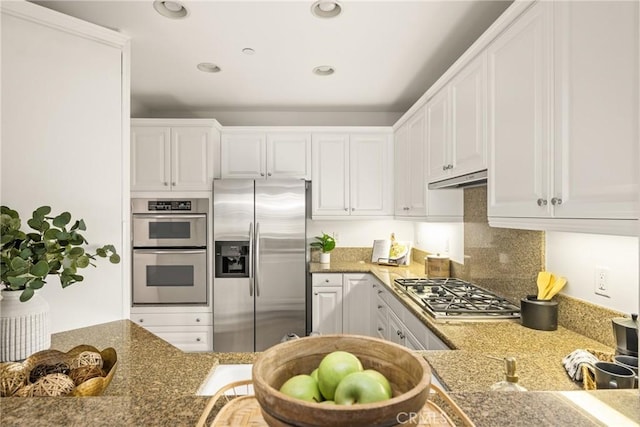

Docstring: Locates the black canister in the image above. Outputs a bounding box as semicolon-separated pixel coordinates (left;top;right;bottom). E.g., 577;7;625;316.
520;295;558;331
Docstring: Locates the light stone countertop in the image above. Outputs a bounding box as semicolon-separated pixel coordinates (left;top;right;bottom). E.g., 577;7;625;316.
1;319;637;427
310;260;615;392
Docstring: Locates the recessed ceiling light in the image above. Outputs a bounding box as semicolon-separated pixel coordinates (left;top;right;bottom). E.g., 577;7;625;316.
313;66;335;76
311;0;342;18
242;48;255;55
197;63;221;73
153;1;189;19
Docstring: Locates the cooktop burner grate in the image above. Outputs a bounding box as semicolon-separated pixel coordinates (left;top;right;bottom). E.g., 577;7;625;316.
394;277;520;320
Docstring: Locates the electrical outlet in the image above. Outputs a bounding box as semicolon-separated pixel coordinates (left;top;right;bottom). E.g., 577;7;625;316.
594;266;610;297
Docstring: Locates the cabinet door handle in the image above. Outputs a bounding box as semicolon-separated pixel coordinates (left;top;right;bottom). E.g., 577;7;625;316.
260;173;265;177
344;208;348;211
377;290;383;294
448;164;454;170
399;333;405;339
377;327;384;332
351;208;355;211
171;182;176;186
163;182;168;186
536;198;548;206
442;165;447;171
314;292;318;296
551;197;563;206
267;172;272;177
377;305;383;309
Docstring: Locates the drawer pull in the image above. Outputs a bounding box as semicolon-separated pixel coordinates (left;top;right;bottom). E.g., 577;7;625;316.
377;305;383;309
196;338;201;342
377;290;383;294
139;319;144;323
195;318;201;322
377;327;384;332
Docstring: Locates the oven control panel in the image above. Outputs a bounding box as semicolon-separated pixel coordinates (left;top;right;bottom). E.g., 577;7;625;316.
147;200;192;211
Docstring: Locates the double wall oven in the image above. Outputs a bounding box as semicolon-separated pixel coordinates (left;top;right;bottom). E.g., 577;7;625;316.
132;198;209;305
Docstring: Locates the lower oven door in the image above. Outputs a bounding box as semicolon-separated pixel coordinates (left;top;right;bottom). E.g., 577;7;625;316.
133;249;207;305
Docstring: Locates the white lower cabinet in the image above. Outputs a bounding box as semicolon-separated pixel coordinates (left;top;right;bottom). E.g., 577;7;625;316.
130;310;213;352
311;274;344;334
343;274;373;336
371;277;449;351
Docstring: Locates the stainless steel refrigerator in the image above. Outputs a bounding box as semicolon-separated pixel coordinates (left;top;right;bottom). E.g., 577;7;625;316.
213;180;307;352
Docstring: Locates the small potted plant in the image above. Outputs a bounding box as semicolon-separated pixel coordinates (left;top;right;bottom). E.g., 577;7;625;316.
0;205;120;361
310;232;336;264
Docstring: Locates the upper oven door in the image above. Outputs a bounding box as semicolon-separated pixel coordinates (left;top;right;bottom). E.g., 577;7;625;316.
132;214;207;247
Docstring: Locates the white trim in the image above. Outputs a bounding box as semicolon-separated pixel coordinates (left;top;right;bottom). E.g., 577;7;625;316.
222;125;393;134
489;217;638;237
121;41;132;320
1;0;129;48
131;118;223;130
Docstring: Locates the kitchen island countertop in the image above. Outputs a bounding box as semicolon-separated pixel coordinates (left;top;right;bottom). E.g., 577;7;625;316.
1;320;638;426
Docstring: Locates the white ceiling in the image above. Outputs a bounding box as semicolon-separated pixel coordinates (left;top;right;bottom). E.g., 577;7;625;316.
34;0;512;119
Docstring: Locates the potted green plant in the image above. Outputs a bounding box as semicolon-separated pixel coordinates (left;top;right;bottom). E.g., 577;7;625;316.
0;205;120;362
310;232;336;264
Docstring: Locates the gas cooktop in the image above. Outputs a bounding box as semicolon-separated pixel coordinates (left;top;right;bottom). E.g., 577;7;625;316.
394;277;520;321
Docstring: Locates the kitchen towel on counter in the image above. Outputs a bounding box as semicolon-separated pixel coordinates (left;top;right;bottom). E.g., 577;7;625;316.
562;349;599;381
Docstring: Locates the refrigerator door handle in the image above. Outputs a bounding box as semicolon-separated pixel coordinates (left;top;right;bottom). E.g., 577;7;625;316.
248;222;254;297
255;222;260;297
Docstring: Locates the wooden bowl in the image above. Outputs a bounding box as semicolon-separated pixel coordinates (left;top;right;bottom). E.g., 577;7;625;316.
252;334;431;427
21;345;117;397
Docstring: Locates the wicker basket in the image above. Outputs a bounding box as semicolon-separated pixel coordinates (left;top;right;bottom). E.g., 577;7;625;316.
581;348;614;391
1;345;117;397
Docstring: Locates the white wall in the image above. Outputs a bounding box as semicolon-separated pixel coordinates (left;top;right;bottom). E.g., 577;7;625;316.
546;232;639;314
413;222;464;264
307;219;414;249
1;4;128;333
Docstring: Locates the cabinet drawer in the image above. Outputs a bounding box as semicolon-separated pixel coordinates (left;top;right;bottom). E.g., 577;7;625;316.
312;273;342;287
131;312;213;327
376;286;405;316
145;325;212;352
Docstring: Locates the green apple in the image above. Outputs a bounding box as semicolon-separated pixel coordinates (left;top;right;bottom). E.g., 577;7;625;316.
310;368;319;382
334;371;391;405
362;369;392;398
317;351;363;400
279;374;322;403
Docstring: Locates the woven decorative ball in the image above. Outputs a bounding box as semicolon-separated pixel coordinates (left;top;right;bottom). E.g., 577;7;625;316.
0;362;27;397
28;362;70;384
69;365;105;386
70;351;103;370
30;373;75;397
13;384;34;397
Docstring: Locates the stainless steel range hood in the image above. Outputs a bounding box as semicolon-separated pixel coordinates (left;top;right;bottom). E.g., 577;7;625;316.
428;169;487;189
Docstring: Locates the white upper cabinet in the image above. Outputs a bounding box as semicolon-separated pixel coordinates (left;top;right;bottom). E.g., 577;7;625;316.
221;130;310;180
396;107;463;219
312;131;393;218
426;88;450;184
488;1;639;234
487;1;551;218
450;52;487;177
221;132;265;179
267;133;311;179
131;120;220;192
551;1;638;220
395;107;427;217
426;52;487;185
312;134;350;216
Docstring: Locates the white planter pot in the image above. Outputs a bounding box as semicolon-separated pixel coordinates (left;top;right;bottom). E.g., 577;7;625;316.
319;252;331;264
0;289;51;362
